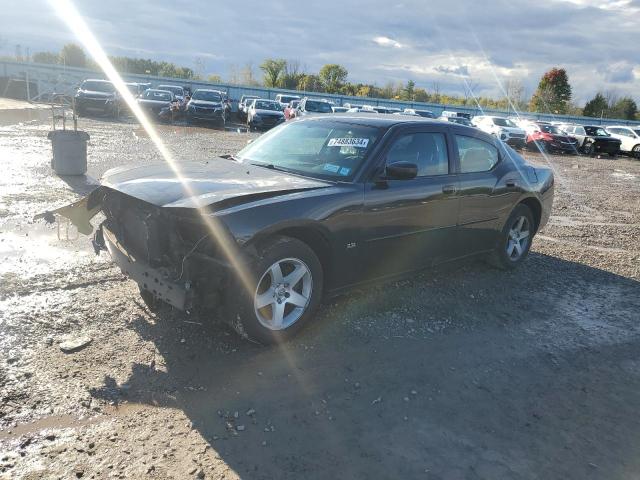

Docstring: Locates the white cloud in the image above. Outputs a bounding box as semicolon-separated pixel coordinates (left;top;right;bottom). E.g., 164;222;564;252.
373;36;404;49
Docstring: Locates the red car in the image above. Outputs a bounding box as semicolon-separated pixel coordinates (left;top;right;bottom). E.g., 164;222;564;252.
526;123;578;153
284;100;300;120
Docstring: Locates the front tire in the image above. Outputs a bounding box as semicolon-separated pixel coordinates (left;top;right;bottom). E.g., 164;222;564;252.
488;204;535;270
228;236;323;344
632;145;640;159
583;142;595;156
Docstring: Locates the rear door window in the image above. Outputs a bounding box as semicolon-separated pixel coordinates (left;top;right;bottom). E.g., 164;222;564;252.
455;135;499;173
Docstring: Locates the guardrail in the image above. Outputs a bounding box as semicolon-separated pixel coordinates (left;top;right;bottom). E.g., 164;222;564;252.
2;60;639;126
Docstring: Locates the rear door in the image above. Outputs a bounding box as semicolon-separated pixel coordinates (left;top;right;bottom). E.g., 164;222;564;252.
361;125;460;280
453;132;519;255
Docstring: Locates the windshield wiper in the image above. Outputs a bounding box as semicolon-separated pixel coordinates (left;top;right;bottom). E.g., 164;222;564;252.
220;154;239;162
249;161;287;172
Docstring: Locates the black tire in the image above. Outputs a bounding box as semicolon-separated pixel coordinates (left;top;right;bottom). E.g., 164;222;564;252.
487;204;535;270
608;152;617;158
632;145;640;159
537;141;549;153
583;142;595;156
227;236;323;344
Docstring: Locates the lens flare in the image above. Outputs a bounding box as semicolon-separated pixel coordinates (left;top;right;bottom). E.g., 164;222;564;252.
48;0;255;298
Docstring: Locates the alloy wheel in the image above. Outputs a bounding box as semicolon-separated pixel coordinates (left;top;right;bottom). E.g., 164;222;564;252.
254;258;313;330
506;216;530;261
633;145;640;159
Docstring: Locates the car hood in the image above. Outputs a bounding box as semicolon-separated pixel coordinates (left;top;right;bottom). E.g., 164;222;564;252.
138;99;170;106
189;100;222;108
498;126;525;134
253;109;284;116
100;159;331;209
78;90;113;99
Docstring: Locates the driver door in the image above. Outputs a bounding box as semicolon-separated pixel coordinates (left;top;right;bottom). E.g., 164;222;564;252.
361;126;460;280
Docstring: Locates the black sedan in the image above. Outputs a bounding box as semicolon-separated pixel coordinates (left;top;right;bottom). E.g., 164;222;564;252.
136;89;175;119
74;79;121;118
45;115;554;344
563;125;621;156
186;89;227;127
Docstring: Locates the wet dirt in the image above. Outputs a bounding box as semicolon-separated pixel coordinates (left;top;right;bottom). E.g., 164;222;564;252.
1;113;639;479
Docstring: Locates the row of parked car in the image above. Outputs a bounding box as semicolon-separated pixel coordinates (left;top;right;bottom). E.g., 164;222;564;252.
237;94;639;158
74;79;230;126
73;79;640;155
476;116;639;158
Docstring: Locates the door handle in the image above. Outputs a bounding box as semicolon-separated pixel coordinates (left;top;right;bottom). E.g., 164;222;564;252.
442;185;456;194
506;179;518;188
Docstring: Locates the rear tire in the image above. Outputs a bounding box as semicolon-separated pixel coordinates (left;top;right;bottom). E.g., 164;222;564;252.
488;204;535;270
227;236;323;344
632;145;640;159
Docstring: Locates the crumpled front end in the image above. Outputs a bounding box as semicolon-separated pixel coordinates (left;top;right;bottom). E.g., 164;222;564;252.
38;187;247;312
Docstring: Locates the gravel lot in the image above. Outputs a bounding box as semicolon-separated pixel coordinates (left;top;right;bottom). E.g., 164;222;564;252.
1;113;639;479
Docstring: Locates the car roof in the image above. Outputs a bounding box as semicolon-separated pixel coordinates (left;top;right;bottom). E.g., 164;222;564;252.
297;113;457;127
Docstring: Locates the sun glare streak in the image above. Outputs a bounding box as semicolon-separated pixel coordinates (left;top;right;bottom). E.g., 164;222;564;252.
49;0;255;299
466;30;567;185
50;2;320;396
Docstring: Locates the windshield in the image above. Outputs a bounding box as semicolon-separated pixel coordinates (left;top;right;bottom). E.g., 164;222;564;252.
585;126;609;136
192;90;222;102
236;119;382;180
143;90;172;101
493;117;517;127
158;85;183;96
81;80;114;93
305;100;333;113
279;95;299;103
539;125;561;134
634;130;640;136
254;100;281;111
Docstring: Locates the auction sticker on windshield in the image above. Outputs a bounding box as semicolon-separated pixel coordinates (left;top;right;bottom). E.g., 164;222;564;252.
327;138;369;148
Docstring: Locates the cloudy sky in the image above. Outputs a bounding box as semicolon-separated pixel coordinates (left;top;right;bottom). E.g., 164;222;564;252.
1;0;639;103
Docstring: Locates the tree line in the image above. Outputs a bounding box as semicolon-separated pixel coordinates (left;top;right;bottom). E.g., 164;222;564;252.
17;44;640;120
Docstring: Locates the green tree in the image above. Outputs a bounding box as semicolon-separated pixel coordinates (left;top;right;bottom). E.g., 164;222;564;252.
583;93;609;118
260;58;287;87
529;67;572;114
32;51;59;64
207;74;222;83
610;97;638;120
60;43;86;68
403;80;415;100
279;60;303;89
319;64;348;93
297;74;323;92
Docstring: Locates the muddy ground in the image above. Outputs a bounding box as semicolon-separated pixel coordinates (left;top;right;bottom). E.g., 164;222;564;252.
0;112;639;480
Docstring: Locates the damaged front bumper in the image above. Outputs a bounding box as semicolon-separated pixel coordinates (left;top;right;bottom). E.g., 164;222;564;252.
37;187;246;313
103;227;191;310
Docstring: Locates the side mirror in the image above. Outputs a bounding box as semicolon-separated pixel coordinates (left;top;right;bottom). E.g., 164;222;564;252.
385;162;418;180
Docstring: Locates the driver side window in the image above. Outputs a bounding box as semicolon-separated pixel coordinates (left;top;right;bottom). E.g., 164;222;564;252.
386;132;449;176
